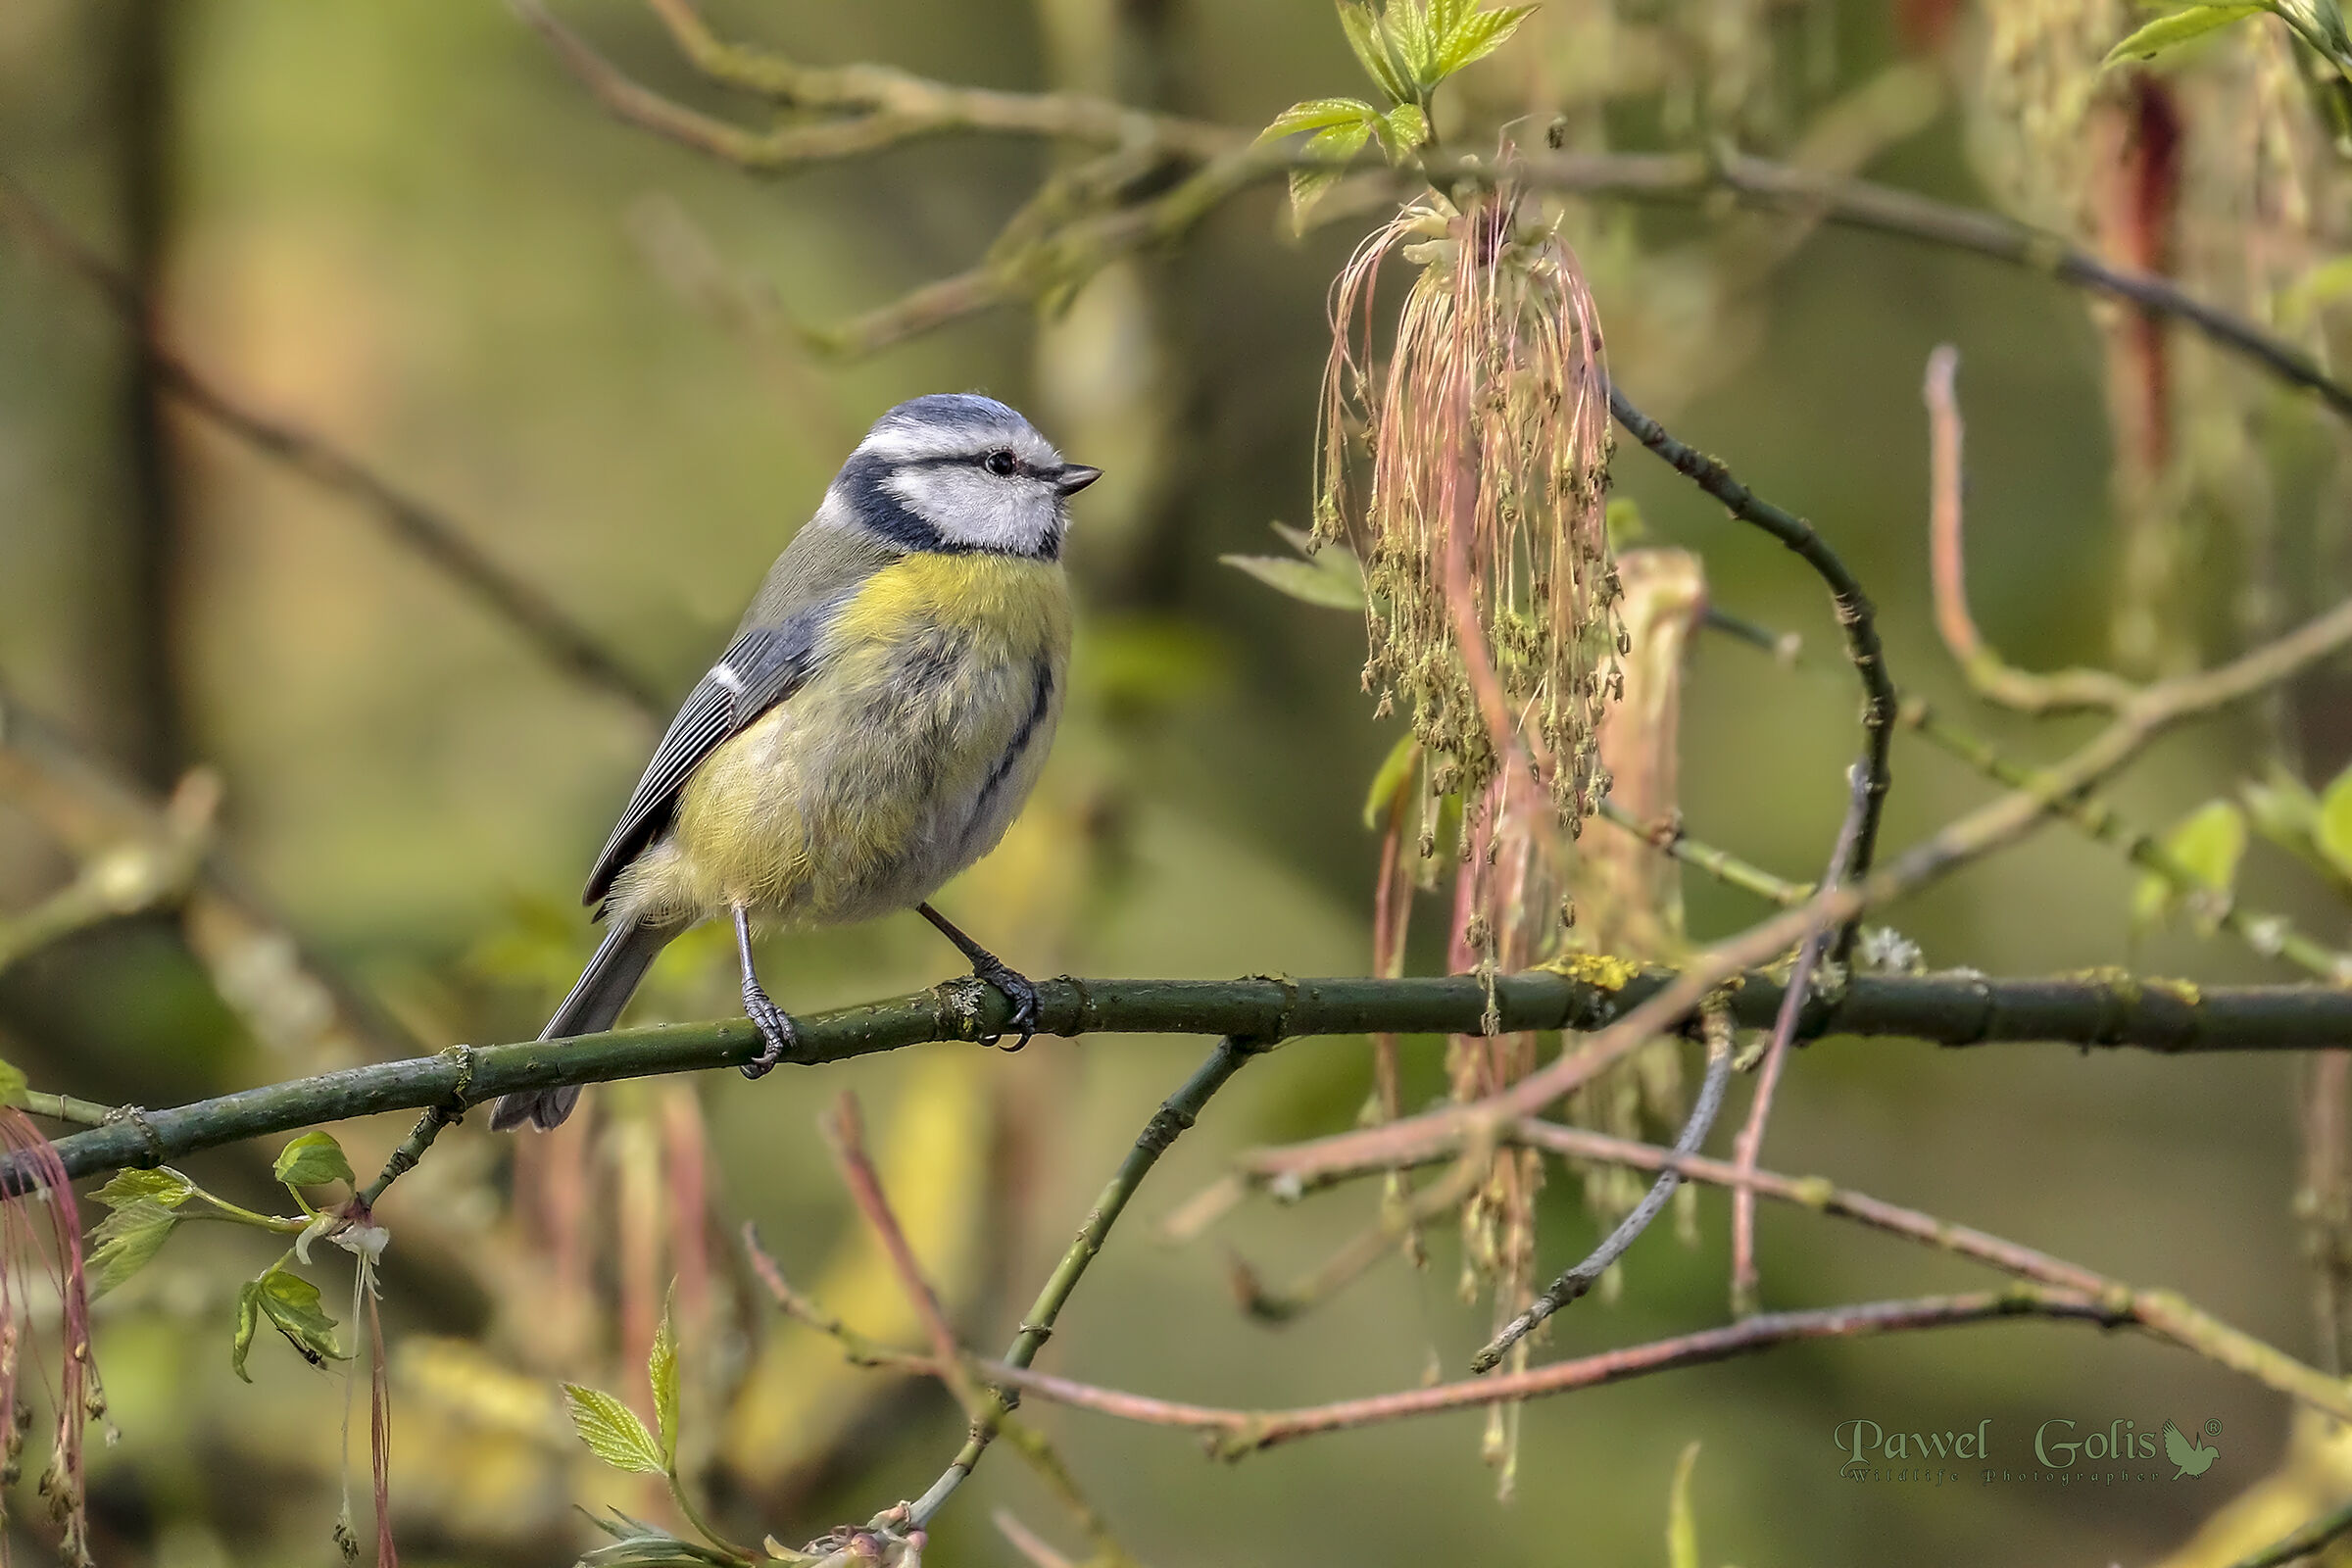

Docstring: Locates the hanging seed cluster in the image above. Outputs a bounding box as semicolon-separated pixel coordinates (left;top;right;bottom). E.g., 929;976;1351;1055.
1316;187;1623;835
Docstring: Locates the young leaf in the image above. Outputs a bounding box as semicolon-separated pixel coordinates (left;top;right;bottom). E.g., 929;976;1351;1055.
1363;732;1423;828
1222;555;1367;611
257;1267;346;1365
1384;0;1440;88
649;1292;680;1467
1429;0;1473;48
89;1199;181;1297
2318;763;2352;880
1337;1;1413;101
1666;1441;1702;1568
1436;3;1537;75
2242;763;2328;868
1379;101;1431;157
564;1385;668;1476
2132;800;2246;932
2276;0;2352;72
274;1130;357;1191
1287;118;1376;226
2102;3;2265;66
231;1279;263;1382
1256;97;1379;141
95;1166;195;1209
0;1059;26;1109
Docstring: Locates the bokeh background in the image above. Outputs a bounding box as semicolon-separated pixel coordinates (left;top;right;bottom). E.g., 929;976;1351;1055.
3;0;2350;1563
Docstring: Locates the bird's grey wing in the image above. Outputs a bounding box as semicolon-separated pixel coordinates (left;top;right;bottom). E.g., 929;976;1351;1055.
582;614;824;906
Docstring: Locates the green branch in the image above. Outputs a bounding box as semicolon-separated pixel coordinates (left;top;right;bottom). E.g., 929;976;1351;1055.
35;967;2352;1187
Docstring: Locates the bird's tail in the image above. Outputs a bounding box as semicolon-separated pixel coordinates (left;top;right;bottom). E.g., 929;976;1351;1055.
489;919;674;1132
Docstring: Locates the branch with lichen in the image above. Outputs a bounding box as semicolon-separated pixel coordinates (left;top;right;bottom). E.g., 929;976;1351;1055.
28;966;2352;1196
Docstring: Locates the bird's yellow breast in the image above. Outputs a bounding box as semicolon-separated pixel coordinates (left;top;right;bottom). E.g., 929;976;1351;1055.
624;550;1072;929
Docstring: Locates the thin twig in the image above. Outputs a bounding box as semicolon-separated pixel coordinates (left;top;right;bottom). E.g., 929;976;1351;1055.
1472;1007;1735;1371
1922;346;2139;713
1702;609;2352;982
515;8;2352;426
1593;798;1811;908
0;172;664;718
905;1035;1268;1529
2223;1492;2352;1568
979;1291;2122;1453
1901;698;2352;981
1235;1114;2352;1422
992;1511;1077;1568
1228;1143;1492;1324
1730;762;1873;1316
1607;384;1895;959
819;1092;984;1417
522;0;1236;171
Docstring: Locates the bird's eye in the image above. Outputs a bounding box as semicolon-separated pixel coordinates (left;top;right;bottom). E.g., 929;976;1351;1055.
983;449;1019;476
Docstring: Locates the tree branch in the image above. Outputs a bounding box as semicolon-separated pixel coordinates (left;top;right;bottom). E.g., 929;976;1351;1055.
1729;762;1873;1315
1608;385;1896;959
0;172;665;718
1922;345;2143;713
29;967;2352;1190
508;6;2352;429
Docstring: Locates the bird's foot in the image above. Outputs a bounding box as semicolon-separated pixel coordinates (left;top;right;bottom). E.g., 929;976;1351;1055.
741;979;800;1080
970;959;1039;1051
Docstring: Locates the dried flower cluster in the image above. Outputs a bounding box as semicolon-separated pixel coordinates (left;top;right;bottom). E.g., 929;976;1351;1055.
1318;184;1622;835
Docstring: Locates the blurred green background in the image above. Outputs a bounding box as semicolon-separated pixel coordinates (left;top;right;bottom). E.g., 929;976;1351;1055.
2;0;2347;1563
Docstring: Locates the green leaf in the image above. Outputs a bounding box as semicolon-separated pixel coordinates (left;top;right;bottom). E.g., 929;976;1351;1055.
1429;0;1474;49
1363;733;1423;829
0;1059;25;1110
649;1290;680;1467
1222;555;1367;611
1384;0;1440;87
1256;97;1379;141
2276;0;2352;71
231;1279;262;1382
256;1267;345;1365
95;1166;195;1210
1436;3;1537;74
89;1199;180;1297
2102;4;2266;66
1666;1441;1702;1568
273;1130;356;1191
1604;496;1649;549
1377;101;1431;158
1337;1;1413;101
1286;118;1375;226
2318;762;2352;880
564;1385;667;1476
2244;763;2323;847
2132;800;2246;932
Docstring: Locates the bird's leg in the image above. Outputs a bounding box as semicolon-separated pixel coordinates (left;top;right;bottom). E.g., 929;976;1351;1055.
916;902;1039;1049
733;904;799;1080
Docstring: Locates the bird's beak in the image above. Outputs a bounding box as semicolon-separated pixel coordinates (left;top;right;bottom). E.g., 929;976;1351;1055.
1053;464;1102;496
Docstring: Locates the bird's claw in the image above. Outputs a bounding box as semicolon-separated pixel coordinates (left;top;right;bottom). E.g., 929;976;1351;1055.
742;980;800;1080
974;961;1039;1051
964;963;1039;1048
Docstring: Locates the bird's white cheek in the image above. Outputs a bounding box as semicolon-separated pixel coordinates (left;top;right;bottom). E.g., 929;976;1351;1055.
886;468;1054;552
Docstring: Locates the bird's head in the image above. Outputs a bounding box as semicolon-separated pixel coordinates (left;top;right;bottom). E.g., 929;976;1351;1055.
824;393;1101;561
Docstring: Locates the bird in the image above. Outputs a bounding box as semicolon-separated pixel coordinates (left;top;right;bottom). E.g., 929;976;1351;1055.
489;394;1099;1132
2164;1420;2219;1479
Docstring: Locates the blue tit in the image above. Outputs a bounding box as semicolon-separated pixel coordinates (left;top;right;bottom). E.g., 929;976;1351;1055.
490;394;1099;1131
